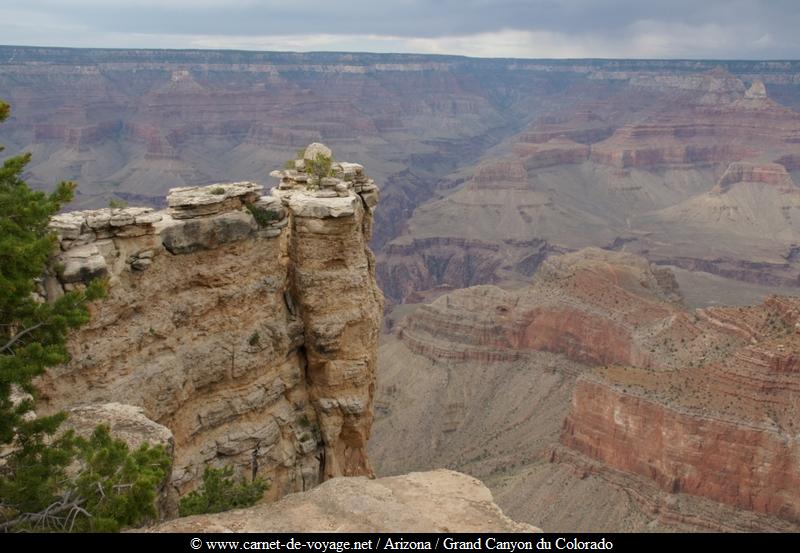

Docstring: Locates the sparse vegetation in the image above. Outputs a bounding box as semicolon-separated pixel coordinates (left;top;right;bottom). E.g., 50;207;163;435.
178;465;268;517
305;153;334;184
210;186;226;195
245;203;278;227
108;198;128;209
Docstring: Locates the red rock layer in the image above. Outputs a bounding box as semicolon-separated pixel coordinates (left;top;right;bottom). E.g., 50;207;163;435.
558;286;800;523
397;249;681;367
589;101;800;169
562;377;800;522
515;307;632;366
713;161;798;192
396;248;800;525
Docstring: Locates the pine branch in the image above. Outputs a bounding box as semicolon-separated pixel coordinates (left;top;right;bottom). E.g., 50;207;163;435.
0;494;88;532
0;322;44;354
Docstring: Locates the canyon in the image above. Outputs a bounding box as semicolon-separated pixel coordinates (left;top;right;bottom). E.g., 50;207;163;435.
3;48;800;302
4;47;800;532
379;70;800;307
27;142;532;531
370;248;800;531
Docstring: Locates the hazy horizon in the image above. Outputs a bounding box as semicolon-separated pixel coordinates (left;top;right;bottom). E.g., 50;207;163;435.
1;1;798;60
3;43;799;63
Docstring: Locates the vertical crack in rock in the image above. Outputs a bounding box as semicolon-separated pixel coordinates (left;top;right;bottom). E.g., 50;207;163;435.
276;144;384;479
35;144;383;502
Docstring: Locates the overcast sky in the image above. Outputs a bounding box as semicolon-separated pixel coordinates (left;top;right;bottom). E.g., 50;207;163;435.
1;0;798;59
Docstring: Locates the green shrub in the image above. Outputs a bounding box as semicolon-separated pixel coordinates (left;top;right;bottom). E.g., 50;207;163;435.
305;153;333;183
245;203;278;228
210;186;226;195
108;198;128;209
178;466;268;517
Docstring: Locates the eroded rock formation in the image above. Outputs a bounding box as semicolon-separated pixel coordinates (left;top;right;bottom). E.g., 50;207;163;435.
397;248;684;367
561;295;800;523
36;144;383;502
378;68;800;306
371;248;800;531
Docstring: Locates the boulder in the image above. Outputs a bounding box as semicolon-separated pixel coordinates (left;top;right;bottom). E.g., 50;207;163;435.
49;213;85;240
160;211;258;254
252;196;286;221
64;402;174;455
287;194;358;219
167;182;263;219
59;244;108;283
303;142;332;161
361;190;379;209
63;403;176;518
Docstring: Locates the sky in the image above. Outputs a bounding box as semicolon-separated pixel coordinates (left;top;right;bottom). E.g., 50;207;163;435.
1;0;798;59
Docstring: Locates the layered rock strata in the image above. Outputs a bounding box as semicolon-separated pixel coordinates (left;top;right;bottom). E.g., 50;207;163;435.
373;248;800;530
36;144;383;501
379;69;800;306
397;248;683;368
561;295;800;523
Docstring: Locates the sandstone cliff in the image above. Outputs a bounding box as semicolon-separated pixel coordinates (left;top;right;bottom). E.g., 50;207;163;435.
35;144;384;502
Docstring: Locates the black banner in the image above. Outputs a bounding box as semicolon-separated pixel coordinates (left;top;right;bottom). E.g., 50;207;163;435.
1;532;798;552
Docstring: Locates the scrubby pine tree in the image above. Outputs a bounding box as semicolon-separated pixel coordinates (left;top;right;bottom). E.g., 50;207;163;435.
178;465;268;517
0;100;170;532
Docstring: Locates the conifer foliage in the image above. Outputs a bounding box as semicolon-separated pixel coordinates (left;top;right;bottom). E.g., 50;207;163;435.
0;100;171;532
178;465;268;517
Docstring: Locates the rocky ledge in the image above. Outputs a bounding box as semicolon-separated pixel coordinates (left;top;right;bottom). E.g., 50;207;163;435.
146;470;539;533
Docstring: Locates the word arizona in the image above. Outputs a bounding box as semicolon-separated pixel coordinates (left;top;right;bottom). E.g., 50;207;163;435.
384;539;433;550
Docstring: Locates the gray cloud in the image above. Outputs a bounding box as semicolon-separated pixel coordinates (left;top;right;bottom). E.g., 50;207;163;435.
0;0;798;58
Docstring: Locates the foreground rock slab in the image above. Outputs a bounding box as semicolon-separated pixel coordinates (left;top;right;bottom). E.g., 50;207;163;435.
147;470;539;533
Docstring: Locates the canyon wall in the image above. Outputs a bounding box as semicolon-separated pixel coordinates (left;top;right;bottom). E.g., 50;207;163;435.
35;145;383;502
562;376;800;522
561;295;800;523
378;70;800;306
371;248;800;531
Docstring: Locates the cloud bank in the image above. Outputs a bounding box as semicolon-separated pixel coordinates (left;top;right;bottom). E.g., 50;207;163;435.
0;0;797;59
